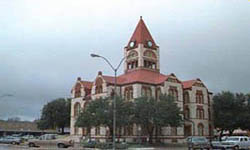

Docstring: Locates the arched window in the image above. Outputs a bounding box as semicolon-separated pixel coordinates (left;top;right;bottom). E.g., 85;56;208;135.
184;92;190;104
196;90;204;104
142;86;152;97
125;86;133;100
128;50;138;59
144;50;156;59
198;123;204;136
74;102;81;117
127;51;138;70
196;108;204;119
184;107;190;119
95;78;103;94
75;83;81;98
169;86;178;101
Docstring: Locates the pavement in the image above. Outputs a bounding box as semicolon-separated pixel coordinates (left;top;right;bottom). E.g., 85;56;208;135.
0;143;188;150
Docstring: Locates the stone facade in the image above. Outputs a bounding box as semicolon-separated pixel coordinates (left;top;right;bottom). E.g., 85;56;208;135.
70;17;213;143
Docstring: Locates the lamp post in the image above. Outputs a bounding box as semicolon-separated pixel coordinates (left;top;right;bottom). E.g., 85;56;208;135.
91;53;127;150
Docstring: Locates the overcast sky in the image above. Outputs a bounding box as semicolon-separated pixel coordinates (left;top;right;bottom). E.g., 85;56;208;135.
0;0;249;121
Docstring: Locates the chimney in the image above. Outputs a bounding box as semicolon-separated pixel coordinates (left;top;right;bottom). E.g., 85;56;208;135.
98;71;102;76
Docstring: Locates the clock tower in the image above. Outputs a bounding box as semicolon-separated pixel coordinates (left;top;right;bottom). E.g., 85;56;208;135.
124;17;160;73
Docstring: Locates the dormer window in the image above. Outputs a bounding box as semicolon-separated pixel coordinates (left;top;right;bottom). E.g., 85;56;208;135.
75;83;81;98
95;77;103;94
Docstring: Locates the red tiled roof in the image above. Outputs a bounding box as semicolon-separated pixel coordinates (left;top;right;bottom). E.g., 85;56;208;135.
127;17;157;49
103;69;169;85
182;80;196;89
80;81;93;89
102;75;115;84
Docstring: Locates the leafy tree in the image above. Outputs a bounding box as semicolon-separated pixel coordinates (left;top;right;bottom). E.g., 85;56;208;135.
239;93;250;131
37;98;71;134
7;117;21;122
75;96;133;141
213;91;246;136
132;95;182;143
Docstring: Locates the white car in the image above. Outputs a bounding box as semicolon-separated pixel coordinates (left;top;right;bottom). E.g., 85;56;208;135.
219;136;250;150
28;134;74;148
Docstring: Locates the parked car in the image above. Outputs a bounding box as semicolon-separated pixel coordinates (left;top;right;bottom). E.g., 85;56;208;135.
28;134;74;148
217;136;250;150
187;136;211;150
21;135;34;141
0;136;21;145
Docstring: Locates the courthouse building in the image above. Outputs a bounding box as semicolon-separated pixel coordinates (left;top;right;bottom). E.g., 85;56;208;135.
70;17;213;143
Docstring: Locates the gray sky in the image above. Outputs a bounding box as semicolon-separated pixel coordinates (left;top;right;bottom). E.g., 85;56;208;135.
0;0;249;121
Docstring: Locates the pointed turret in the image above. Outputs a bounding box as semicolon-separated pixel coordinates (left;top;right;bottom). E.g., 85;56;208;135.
127;16;158;50
124;17;160;73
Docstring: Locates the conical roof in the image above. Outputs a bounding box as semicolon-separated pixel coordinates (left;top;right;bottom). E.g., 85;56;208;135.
127;16;158;50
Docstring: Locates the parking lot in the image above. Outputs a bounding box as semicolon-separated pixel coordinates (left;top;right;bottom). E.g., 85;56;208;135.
0;143;228;150
0;143;189;150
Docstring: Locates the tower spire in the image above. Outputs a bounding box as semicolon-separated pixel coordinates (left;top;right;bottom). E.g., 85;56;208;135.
124;17;160;73
127;17;157;50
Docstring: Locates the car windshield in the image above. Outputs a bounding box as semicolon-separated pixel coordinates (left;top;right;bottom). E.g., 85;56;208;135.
193;137;207;142
226;137;239;141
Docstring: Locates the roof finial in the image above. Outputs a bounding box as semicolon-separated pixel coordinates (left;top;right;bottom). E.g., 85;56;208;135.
140;16;142;19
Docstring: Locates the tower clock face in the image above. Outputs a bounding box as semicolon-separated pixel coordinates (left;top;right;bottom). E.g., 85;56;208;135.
147;40;153;47
129;41;135;48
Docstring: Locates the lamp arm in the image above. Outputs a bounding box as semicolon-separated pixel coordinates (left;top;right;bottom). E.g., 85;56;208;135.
100;56;116;71
115;56;126;71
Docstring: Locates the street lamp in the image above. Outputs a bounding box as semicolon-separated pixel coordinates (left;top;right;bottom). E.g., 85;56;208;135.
91;53;127;150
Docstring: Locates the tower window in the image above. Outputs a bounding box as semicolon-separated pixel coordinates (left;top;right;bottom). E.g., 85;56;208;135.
127;60;138;70
144;50;156;59
144;60;156;69
128;50;138;59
